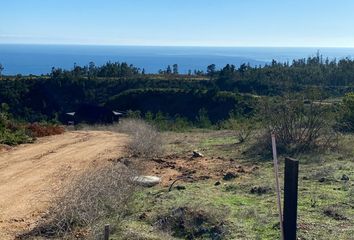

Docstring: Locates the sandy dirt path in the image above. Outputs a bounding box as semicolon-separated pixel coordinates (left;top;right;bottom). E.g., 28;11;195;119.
0;131;128;239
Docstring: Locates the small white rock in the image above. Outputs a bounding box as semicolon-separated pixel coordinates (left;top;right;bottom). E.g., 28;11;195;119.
133;176;161;187
192;150;204;158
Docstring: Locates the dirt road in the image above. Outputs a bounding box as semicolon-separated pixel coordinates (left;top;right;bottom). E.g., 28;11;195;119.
0;131;128;239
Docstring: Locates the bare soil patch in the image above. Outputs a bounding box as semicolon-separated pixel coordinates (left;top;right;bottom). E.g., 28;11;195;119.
0;131;128;239
119;154;258;187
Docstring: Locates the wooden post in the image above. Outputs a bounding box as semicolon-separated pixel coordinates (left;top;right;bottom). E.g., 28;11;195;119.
283;157;299;240
104;224;110;240
271;133;284;240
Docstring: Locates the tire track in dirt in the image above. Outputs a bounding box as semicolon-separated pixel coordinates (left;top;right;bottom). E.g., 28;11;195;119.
0;130;128;239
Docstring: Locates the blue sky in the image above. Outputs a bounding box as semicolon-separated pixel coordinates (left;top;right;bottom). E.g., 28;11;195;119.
1;0;354;47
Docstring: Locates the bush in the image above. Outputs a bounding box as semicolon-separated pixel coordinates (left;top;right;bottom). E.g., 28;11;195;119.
0;128;32;145
0;122;64;146
155;205;228;240
117;118;163;158
26;123;65;138
171;115;192;131
0;104;33;145
196;108;212;128
220;117;256;143
339;92;354;131
145;111;193;132
255;97;338;155
22;162;136;239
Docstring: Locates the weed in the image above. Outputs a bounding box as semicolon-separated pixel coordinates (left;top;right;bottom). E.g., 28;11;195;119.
155;204;228;240
117;118;164;158
307;165;336;182
323;206;348;221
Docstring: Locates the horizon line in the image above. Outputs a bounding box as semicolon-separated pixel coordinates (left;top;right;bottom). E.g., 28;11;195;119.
1;42;354;49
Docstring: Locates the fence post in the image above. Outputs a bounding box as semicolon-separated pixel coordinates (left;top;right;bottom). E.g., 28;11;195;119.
104;224;110;240
271;133;284;240
283;157;299;240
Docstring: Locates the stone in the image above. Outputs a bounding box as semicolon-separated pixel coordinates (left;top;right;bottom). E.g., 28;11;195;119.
214;181;221;186
133;176;161;187
139;213;147;220
192;150;204;158
318;177;326;182
341;174;349;181
175;185;186;190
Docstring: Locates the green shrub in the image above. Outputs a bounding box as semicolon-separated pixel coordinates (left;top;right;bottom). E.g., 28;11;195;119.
0;128;32;145
339;92;354;131
154;111;170;130
0;103;33;145
126;110;142;119
144;111;193;132
171;115;192;131
196;108;212;128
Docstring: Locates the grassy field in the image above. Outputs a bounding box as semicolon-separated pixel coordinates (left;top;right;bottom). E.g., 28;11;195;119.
107;130;354;240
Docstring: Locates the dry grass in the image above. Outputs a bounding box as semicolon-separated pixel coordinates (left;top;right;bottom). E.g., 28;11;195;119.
19;162;136;239
117;118;164;158
253;98;339;156
77;119;164;158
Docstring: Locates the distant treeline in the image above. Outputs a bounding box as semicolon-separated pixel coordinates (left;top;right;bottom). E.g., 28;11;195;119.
47;53;354;95
1;53;354;124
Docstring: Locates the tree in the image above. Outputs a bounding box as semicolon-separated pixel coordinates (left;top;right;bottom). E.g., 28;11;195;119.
166;65;172;75
238;63;247;76
88;62;97;78
220;64;236;77
207;64;216;79
172;64;178;75
194;69;204;76
341;92;354;131
50;67;63;78
0;63;4;78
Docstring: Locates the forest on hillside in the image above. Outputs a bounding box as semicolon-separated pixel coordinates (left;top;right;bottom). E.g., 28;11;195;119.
1;53;354;125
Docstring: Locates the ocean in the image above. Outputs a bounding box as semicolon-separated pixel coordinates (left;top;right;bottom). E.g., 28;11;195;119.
1;44;354;75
